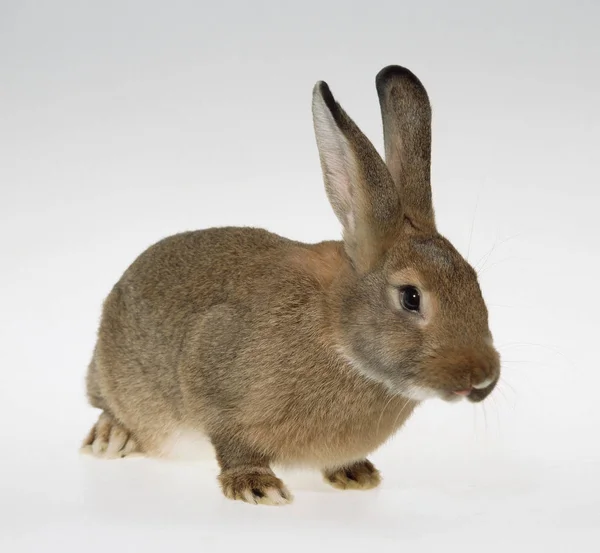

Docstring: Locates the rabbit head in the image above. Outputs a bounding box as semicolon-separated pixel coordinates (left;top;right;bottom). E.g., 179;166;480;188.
313;66;500;403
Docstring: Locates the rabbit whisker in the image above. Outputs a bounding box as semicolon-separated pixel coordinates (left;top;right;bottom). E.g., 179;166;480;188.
392;396;414;430
474;233;523;273
376;391;398;436
466;178;484;262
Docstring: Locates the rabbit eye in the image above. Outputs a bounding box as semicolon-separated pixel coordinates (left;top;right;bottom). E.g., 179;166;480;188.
400;286;421;312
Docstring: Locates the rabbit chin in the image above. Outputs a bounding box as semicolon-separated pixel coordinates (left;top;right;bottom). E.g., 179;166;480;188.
399;381;497;404
400;385;442;402
402;385;471;403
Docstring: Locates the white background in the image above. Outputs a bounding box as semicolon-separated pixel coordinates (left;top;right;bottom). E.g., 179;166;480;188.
1;1;599;551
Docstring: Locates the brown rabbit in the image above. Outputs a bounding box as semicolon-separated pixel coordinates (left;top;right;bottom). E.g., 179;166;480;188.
81;65;500;505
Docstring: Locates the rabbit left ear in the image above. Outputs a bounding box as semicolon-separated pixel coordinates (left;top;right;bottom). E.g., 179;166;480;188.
312;81;403;273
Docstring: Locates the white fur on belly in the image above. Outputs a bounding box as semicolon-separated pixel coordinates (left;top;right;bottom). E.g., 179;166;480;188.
160;428;214;461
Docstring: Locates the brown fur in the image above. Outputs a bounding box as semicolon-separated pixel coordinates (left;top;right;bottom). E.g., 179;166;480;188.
82;66;500;505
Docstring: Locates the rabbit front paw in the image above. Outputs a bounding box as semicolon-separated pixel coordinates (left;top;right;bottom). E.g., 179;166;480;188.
80;411;140;459
323;459;381;490
218;466;293;506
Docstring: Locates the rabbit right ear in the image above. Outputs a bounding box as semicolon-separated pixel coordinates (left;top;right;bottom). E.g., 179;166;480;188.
312;81;402;273
376;66;435;229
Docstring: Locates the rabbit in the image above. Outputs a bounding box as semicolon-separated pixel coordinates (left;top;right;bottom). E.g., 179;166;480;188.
81;65;501;506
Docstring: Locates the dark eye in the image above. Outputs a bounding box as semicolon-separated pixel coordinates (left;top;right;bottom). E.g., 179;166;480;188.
400;286;421;312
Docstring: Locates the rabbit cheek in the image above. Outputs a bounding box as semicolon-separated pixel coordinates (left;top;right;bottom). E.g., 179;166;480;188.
343;325;421;392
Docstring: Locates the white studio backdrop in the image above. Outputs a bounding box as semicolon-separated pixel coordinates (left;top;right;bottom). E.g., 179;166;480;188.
1;1;599;552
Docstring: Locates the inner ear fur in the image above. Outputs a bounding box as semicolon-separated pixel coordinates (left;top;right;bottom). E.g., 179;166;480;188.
312;81;404;273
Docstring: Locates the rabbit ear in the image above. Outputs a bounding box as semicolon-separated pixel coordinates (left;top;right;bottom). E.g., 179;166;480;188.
312;81;403;273
376;66;435;229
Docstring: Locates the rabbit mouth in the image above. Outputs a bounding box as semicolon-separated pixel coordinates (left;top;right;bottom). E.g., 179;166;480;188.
434;378;498;403
465;379;498;402
403;376;499;404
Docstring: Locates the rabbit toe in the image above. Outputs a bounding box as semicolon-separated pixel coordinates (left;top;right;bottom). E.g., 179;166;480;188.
218;467;293;506
324;459;381;490
81;411;140;459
